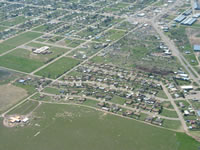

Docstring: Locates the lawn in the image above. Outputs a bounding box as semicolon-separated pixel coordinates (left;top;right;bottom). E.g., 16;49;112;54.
64;38;85;48
0;48;44;73
3;31;42;47
7;100;39;115
162;119;182;130
93;29;126;43
0;31;42;54
160;108;178;118
110;96;126;105
35;57;80;79
0;25;7;31
0;16;29;27
0;103;199;150
42;87;61;95
26;42;70;63
156;90;168;99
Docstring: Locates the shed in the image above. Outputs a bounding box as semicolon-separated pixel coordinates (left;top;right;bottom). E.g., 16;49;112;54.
197;110;200;117
194;45;200;51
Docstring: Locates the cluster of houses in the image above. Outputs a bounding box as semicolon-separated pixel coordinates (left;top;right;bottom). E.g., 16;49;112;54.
165;69;195;98
176;101;200;130
50;71;163;115
18;77;52;91
159;43;172;56
145;116;163;126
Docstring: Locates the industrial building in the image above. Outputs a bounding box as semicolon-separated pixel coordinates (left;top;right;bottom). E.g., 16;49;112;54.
194;45;200;51
33;46;50;54
181;17;197;25
174;15;186;22
183;9;192;16
194;0;200;10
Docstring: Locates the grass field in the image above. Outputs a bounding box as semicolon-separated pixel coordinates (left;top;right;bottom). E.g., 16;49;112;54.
156;90;168;99
26;42;70;63
0;25;7;31
3;31;42;47
42;87;61;95
160;108;178;118
93;29;126;43
0;48;44;73
7;100;39;115
0;16;29;27
35;57;80;79
0;103;199;150
0;31;42;54
110;96;126;105
0;84;27;113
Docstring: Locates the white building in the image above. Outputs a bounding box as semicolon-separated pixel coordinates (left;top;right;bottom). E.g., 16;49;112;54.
33;46;50;54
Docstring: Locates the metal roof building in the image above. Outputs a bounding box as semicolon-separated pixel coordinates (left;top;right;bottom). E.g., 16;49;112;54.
194;45;200;51
194;1;200;10
181;17;197;25
174;15;186;22
183;9;192;16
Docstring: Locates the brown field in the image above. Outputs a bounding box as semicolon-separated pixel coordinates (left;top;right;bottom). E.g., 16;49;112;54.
0;84;27;112
186;28;200;45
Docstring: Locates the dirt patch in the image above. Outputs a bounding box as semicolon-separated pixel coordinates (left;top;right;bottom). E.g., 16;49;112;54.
186;28;200;45
3;114;30;128
0;84;28;112
136;65;173;75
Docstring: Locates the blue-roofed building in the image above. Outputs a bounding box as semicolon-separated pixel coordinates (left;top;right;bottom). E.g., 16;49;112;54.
194;0;200;10
174;15;186;22
194;45;200;51
183;9;192;16
197;110;200;116
181;17;197;25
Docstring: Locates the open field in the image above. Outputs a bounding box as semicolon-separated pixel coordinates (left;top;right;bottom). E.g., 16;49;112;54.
160;108;178;118
0;31;42;54
7;100;39;115
0;16;29;27
35;57;80;79
0;84;27;113
0;103;199;150
0;48;44;73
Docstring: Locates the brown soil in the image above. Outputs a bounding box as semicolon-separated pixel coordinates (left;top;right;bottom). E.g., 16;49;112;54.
0;84;28;112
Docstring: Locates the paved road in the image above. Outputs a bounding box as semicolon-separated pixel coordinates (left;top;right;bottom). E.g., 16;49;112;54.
151;22;200;85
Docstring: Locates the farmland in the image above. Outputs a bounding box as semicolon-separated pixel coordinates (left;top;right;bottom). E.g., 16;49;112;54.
0;103;199;150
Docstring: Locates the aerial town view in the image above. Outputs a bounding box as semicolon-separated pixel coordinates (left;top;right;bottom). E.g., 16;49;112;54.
1;0;200;149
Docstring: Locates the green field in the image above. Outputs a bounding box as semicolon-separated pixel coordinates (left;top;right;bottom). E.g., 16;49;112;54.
3;31;42;47
7;100;39;115
0;31;42;54
35;57;80;79
0;16;29;27
0;48;44;73
0;103;199;150
110;96;126;105
0;25;7;31
160;108;178;118
93;29;126;43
